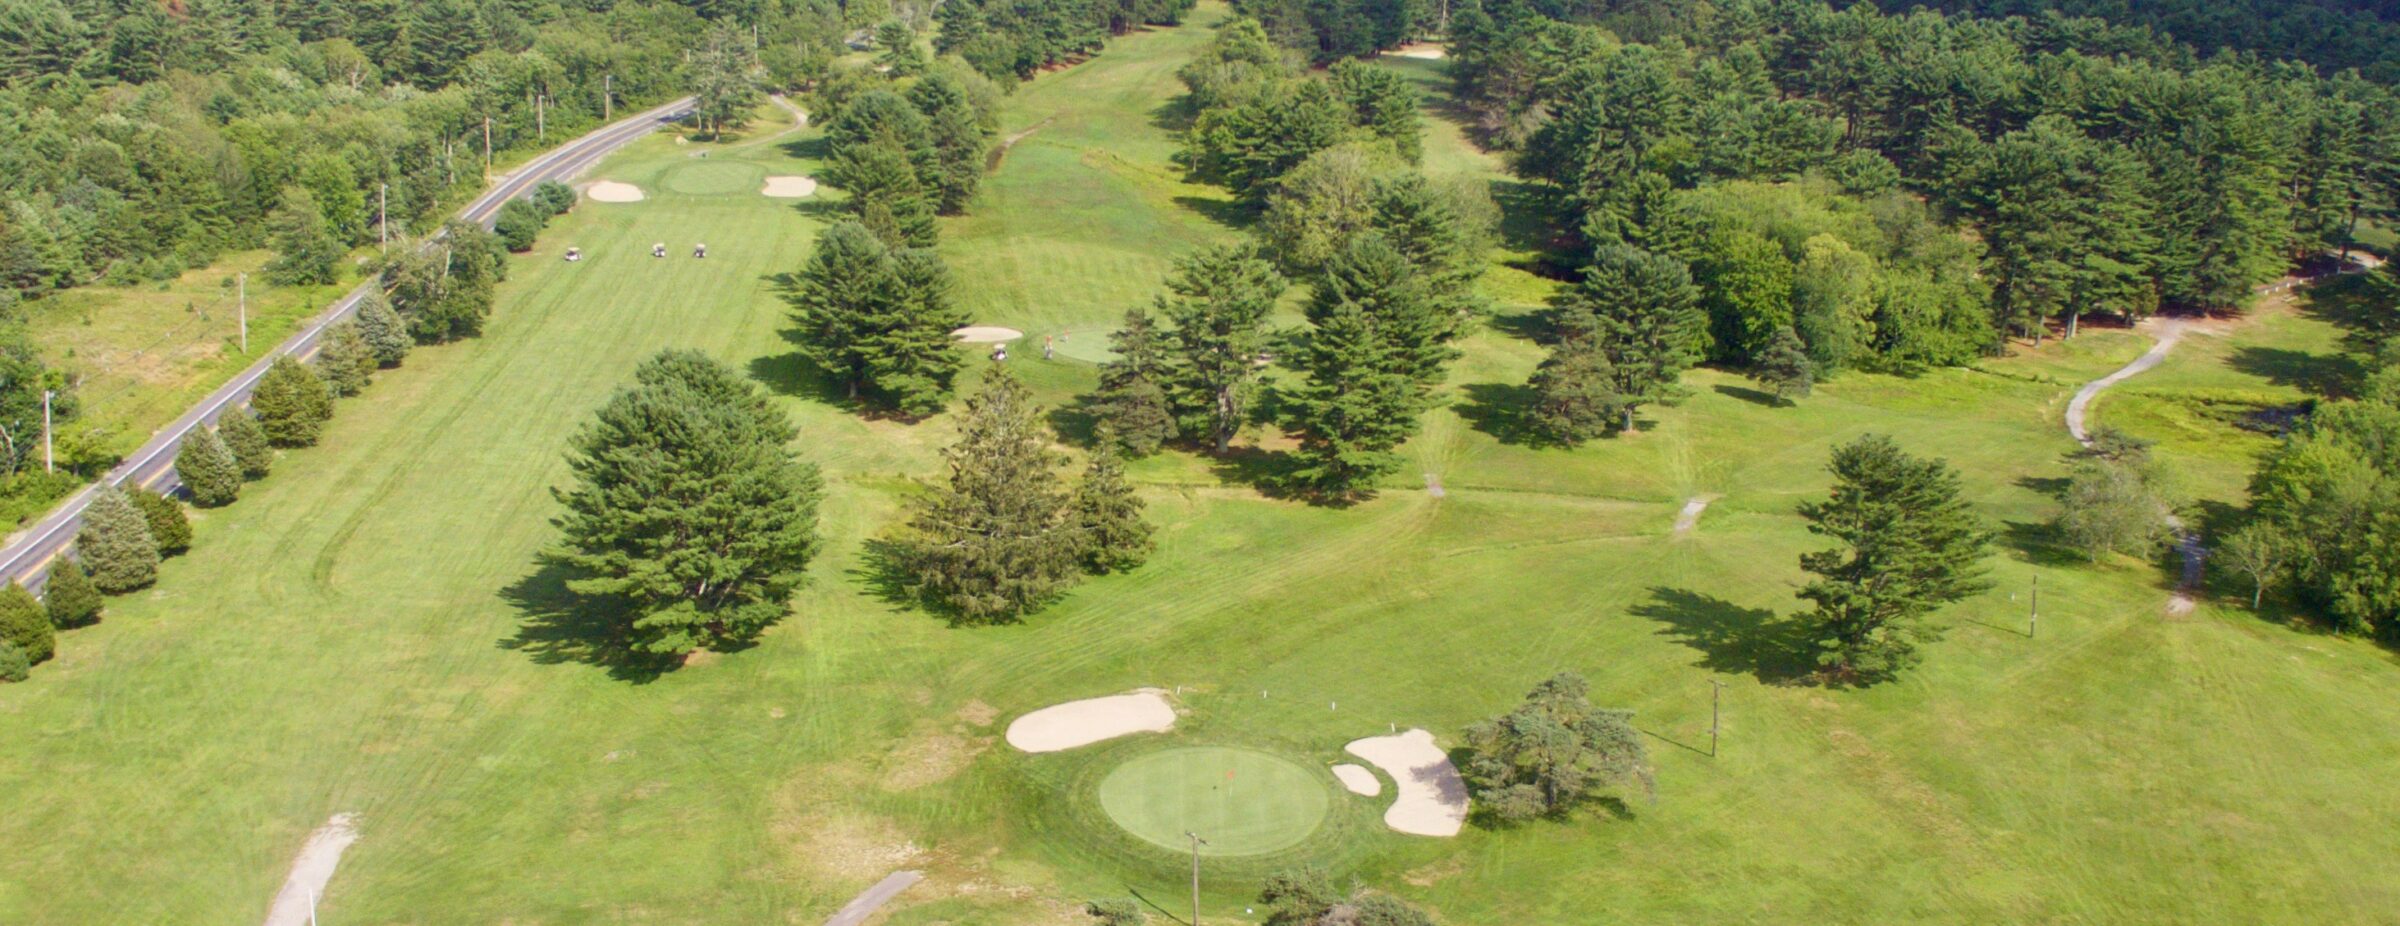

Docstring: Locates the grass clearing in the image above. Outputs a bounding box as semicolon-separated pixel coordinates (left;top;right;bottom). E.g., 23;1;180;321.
1;7;2397;925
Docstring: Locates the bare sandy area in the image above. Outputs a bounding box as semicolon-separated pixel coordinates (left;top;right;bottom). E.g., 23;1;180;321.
761;175;818;198
261;813;359;926
1330;763;1382;797
1389;43;1447;59
585;180;646;202
1672;494;1719;536
1344;729;1467;837
1004;689;1175;753
951;326;1025;344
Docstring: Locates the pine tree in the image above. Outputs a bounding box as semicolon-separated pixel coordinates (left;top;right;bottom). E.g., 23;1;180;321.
552;350;824;656
787;221;966;416
1797;435;1991;684
1460;673;1652;821
1157;244;1285;453
76;486;158;594
1281;299;1418;500
1751;326;1814;404
902;368;1083;623
314;320;375;396
43;558;102;629
1092;309;1176;457
0;584;51;665
1073;431;1153;574
174;427;242;507
250;356;334;447
264;187;344;286
219;410;273;479
1566;244;1706;432
1330;59;1423;163
354;292;412;367
1527;310;1622;445
0;641;26;683
1312;233;1457;394
907;70;994;214
128;489;190;557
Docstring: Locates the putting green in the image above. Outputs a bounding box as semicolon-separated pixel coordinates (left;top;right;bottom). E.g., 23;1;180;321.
1096;746;1330;856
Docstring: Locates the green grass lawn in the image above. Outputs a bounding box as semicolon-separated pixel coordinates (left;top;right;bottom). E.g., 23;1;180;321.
3;8;2398;925
1095;745;1332;855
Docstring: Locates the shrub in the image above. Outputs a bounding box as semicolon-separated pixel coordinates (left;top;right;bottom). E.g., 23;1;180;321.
532;180;577;216
354;292;412;367
219;410;274;479
494;198;548;252
315;321;375;396
251;356;334;447
0;584;53;665
0;640;26;682
129;489;191;557
76;486;159;593
175;428;242;507
43;558;102;628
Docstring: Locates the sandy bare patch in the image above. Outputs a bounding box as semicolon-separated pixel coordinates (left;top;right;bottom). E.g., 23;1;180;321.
1672;494;1720;536
1004;689;1175;753
261;813;359;926
956;700;999;727
1344;729;1467;837
760;175;817;198
1389;43;1447;59
585;180;645;202
952;326;1025;344
1330;763;1382;797
881;731;991;791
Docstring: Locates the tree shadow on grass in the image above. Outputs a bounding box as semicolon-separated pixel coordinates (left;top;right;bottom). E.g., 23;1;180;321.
497;558;675;684
1486;304;1550;343
1712;383;1781;407
2230;346;2363;399
1048;395;1101;447
1999;518;2087;568
1456;382;1547;447
1171;194;1252;231
776;134;829;162
1629;586;1814;684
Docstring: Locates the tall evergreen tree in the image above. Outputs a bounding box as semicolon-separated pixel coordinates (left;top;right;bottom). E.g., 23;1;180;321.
901;368;1083;623
1072;430;1153;574
1311;233;1457;393
1751;326;1814;404
1092;308;1176;456
354;292;412;367
1282;298;1417;499
1526;309;1622;445
174;427;242;507
42;558;101;629
787;221;967;416
1460;671;1653;822
219;410;273;479
250;356;334;447
907;70;995;214
1796;435;1992;683
128;489;190;557
1563;244;1706;432
314;321;375;396
1330;58;1423;164
1156;244;1284;453
263;187;344;286
551;350;824;657
76;486;159;594
0;584;51;666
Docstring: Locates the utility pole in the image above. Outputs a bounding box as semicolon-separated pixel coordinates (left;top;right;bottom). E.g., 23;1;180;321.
378;183;388;255
604;74;613;122
2029;573;2039;639
1186;832;1207;926
483;116;493;180
237;272;248;355
42;390;54;474
1709;678;1723;758
537;94;546;142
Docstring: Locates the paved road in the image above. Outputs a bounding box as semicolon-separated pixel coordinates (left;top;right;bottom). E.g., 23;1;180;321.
822;871;923;926
0;97;695;594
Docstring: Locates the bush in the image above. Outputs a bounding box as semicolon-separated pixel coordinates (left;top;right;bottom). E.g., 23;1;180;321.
129;489;191;557
251;356;334;447
1084;899;1145;925
219;410;274;479
0;640;26;682
532;180;577;216
175;427;242;507
354;292;412;367
0;584;53;665
44;558;102;629
494;199;547;252
76;486;159;593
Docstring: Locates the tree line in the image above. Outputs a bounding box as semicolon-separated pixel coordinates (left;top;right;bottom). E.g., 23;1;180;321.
936;0;1199;85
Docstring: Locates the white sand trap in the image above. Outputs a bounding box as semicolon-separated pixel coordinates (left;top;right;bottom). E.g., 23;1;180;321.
1390;43;1447;59
1331;763;1383;797
1005;689;1175;753
261;813;359;926
952;326;1024;344
761;175;818;198
586;181;646;202
1345;729;1467;837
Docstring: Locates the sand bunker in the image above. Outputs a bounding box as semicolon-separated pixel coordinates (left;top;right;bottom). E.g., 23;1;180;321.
586;181;646;203
1390;43;1447;59
761;175;817;198
1331;763;1382;797
1005;689;1175;753
951;326;1024;344
262;813;360;926
1344;729;1467;837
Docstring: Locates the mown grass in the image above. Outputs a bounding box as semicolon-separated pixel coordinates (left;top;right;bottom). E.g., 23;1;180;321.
2;8;2397;925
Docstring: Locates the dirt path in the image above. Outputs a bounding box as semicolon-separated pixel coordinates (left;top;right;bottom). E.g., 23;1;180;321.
823;870;923;926
261;813;359;926
1671;494;1719;537
2064;319;2204;614
697;94;809;156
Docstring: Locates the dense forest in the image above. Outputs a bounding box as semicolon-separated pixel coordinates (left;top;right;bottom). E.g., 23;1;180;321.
1881;0;2400;84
